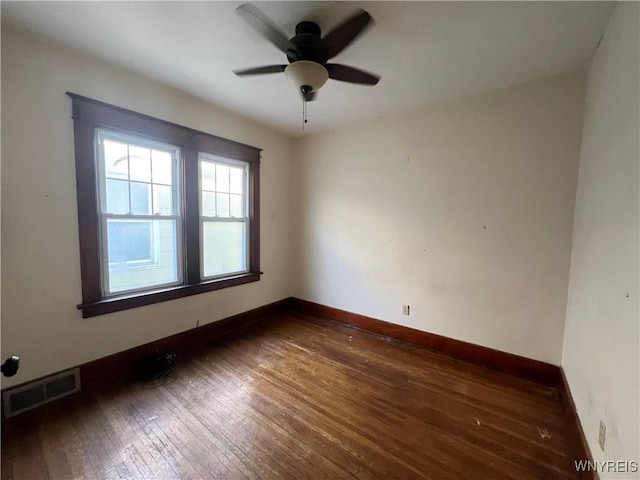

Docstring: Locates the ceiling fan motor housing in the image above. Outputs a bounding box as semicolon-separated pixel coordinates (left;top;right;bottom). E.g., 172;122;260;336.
287;21;324;63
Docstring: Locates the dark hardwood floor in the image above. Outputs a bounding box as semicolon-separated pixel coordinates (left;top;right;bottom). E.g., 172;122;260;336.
2;312;580;479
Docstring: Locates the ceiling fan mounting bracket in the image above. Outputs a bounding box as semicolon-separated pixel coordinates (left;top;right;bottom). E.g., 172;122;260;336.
295;21;321;37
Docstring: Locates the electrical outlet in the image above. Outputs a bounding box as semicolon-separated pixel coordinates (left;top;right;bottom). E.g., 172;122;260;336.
402;305;410;315
598;420;606;451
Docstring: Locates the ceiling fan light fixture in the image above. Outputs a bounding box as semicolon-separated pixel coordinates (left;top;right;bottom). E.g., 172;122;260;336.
284;60;328;94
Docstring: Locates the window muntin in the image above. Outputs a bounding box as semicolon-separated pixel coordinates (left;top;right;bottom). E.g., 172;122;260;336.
96;130;182;295
199;153;249;279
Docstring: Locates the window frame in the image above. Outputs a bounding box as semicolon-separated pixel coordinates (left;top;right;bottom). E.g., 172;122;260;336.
68;92;261;318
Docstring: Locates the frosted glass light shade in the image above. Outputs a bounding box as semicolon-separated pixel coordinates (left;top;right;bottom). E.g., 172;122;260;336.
284;61;329;92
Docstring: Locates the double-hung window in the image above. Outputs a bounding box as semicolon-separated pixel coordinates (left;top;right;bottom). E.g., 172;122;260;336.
69;93;261;317
199;154;249;279
97;131;182;294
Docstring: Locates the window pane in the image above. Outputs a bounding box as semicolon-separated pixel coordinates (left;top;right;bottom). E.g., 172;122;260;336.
107;220;152;263
128;146;151;182
216;193;229;217
104;140;129;180
202;191;216;217
216;164;230;192
152;150;173;185
201;161;216;191
106;179;129;214
130;182;151;215
153;184;173;215
230;194;243;217
229;166;244;194
202;221;246;277
107;219;180;293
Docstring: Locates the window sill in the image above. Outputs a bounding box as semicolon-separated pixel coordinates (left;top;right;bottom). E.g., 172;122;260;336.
77;272;261;318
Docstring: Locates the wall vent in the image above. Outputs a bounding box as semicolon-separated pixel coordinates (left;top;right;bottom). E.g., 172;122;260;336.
3;368;80;418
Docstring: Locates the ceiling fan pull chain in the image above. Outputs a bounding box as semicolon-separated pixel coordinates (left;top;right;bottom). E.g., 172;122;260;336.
302;95;308;131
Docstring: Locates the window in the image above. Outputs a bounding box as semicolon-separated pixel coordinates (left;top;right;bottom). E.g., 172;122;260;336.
68;93;261;317
199;154;249;279
98;131;182;295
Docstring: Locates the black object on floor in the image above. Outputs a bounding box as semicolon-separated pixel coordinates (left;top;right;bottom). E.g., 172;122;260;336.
134;353;176;382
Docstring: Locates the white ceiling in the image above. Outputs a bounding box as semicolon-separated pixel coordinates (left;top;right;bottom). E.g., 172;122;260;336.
1;1;614;137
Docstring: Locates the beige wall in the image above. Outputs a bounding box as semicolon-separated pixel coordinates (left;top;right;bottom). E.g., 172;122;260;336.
563;2;640;475
293;72;586;364
0;28;294;388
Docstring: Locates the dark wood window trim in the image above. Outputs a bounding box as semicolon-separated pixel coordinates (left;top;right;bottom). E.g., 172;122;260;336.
68;92;261;318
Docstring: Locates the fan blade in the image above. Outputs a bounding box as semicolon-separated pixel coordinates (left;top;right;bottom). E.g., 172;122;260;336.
326;64;380;85
321;9;373;61
234;65;287;76
236;4;295;55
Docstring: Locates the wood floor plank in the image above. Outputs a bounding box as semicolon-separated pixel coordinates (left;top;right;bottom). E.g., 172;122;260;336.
2;312;581;479
186;344;358;479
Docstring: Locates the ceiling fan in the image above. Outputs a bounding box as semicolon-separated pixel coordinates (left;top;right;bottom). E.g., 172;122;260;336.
234;3;381;103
